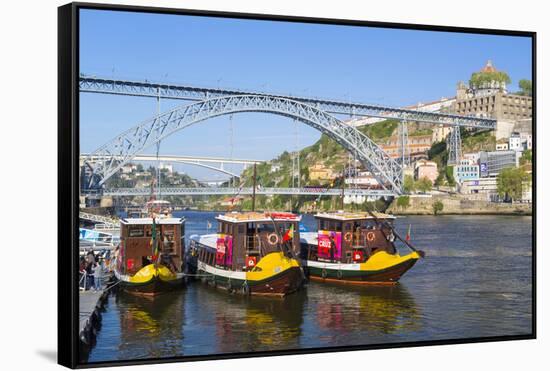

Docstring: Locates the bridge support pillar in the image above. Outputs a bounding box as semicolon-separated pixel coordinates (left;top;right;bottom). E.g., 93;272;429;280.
398;121;410;168
447;125;462;165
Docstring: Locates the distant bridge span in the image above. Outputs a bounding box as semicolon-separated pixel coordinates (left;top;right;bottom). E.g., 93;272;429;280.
82;154;263;179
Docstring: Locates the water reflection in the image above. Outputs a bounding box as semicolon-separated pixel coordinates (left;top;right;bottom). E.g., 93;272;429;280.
193;286;306;352
308;283;420;339
116;290;185;360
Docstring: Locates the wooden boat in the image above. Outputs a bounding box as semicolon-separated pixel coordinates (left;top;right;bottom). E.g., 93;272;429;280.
298;211;422;285
114;214;186;296
189;211;304;297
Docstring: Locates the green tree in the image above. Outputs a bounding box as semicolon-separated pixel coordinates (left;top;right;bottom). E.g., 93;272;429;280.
518;79;532;96
396;195;410;209
403;175;416;194
416;177;432;193
434;172;446;186
469;71;511;89
520;149;532;165
432;200;444;215
445;166;456;186
497;167;529;201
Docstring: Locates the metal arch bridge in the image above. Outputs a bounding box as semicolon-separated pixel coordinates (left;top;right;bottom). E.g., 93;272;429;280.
79;75;496;128
102;187;395;198
83;94;403;193
81;154;263;179
80;76;498;194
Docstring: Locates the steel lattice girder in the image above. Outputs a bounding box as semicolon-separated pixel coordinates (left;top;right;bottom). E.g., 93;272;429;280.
446;126;463;165
83;95;403;193
100;187;396;197
79;76;496;129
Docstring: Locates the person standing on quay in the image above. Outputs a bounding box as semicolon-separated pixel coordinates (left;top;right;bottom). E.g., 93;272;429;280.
93;259;104;291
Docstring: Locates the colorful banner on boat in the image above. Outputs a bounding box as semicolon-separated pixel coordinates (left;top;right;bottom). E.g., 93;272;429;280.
216;234;233;266
317;230;342;260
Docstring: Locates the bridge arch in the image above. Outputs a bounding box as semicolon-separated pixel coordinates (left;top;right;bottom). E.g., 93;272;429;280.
83;95;403;193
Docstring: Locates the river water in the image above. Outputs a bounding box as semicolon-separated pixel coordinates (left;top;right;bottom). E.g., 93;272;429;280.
87;211;533;363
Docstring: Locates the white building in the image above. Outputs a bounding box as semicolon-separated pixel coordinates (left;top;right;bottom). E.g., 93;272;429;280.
496;142;509;151
121;163;137;174
270;163;282;173
460;178;498;199
509;133;522;152
520;133;533;150
344;171;379;186
463;152;480;164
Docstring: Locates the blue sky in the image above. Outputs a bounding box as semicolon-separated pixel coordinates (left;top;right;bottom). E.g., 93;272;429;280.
79;9;532;181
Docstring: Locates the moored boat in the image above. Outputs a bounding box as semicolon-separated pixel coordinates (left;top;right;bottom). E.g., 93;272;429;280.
189;211;304;297
299;211;423;285
114;213;186;296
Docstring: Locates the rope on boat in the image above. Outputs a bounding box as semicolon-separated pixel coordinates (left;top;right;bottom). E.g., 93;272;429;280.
185;273;215;278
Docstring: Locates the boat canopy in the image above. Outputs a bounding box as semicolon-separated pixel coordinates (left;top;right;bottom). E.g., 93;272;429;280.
315;211;395;221
216;211;301;224
120;217;185;225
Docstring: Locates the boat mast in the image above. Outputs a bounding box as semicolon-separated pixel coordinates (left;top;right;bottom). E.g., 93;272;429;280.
252;163;257;212
340;168;345;210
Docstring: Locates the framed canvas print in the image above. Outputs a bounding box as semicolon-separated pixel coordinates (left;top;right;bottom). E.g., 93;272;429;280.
58;2;536;368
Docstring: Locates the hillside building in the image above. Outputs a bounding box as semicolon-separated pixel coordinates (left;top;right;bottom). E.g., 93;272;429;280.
479;150;520;178
454;61;532;140
414;160;438;184
309;163;336;181
453;158;480;183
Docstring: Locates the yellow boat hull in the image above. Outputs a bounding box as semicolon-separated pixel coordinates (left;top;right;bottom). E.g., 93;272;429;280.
306;251;420;285
115;264;185;296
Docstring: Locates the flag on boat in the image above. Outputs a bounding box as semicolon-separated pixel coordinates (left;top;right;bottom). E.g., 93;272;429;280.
151;217;159;262
283;224;295;242
405;224;412;241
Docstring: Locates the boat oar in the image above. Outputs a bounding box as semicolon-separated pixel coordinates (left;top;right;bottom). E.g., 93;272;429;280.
365;209;425;258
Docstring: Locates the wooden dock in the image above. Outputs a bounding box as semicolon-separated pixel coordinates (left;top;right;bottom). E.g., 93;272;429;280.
79;290;103;341
78;275;115;360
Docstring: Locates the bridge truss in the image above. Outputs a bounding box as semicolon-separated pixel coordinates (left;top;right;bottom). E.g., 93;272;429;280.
101;187;395;197
80;75;496;129
82;95;403;193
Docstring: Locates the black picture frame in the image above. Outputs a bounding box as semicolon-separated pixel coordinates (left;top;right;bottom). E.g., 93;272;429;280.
58;2;536;368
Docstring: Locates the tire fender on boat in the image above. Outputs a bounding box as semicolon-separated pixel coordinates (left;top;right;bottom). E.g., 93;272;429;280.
344;232;352;243
267;233;279;246
337;270;343;279
321;268;328;279
367;231;376;242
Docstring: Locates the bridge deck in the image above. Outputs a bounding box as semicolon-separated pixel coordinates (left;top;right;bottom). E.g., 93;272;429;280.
96;187;396;197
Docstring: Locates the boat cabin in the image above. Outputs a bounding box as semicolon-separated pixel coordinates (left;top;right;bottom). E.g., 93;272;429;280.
198;212;301;272
303;212;397;264
119;217;186;275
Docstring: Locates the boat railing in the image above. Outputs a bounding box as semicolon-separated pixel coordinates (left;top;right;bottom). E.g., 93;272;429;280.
244;235;263;256
79;272;88;291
